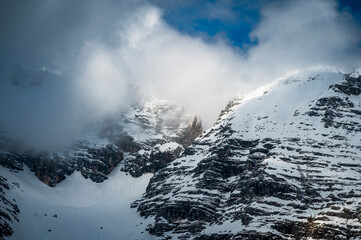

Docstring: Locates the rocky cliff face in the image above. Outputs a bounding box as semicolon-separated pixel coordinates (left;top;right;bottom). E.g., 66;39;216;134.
134;69;361;239
101;97;203;177
0;97;202;187
0;176;19;240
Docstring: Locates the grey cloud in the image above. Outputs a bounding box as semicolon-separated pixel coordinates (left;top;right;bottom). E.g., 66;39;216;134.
0;0;360;149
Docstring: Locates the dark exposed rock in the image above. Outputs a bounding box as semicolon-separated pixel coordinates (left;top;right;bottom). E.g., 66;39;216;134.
2;144;123;187
273;213;361;240
195;231;285;240
123;149;182;177
330;75;361;95
0;176;19;240
306;94;361;131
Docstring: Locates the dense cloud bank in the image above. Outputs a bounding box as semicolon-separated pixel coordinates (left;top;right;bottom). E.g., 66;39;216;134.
0;0;360;148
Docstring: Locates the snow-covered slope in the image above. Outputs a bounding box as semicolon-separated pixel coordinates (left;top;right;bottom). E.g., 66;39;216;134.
1;165;154;240
135;69;361;239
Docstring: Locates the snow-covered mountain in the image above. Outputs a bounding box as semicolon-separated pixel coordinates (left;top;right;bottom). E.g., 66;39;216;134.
1;67;361;240
0;95;202;186
0;96;202;239
134;68;361;239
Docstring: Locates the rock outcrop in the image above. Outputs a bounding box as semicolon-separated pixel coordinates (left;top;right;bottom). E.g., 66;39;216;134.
0;176;19;240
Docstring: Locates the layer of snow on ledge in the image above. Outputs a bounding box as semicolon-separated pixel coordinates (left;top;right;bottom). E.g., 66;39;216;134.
157;142;181;152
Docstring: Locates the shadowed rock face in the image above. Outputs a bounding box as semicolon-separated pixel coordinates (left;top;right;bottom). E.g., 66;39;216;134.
22;145;122;186
134;70;361;239
0;135;123;186
0;134;125;186
0;176;19;240
0;97;202;186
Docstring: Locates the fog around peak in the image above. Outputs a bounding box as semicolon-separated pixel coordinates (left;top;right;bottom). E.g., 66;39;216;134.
0;0;360;149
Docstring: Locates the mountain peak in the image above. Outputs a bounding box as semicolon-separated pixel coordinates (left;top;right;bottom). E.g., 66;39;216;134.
350;66;361;78
134;68;361;239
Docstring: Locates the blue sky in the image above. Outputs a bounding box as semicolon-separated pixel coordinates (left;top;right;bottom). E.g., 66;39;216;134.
151;0;361;48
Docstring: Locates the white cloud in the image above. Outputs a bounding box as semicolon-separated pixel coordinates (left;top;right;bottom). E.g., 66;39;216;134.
1;0;361;148
81;0;361;128
245;0;361;79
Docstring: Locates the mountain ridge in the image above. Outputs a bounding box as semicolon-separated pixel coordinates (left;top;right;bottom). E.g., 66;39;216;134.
134;68;361;239
1;67;361;240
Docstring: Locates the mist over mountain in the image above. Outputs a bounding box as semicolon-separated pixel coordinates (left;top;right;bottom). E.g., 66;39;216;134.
1;0;361;240
1;0;361;149
2;67;361;240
